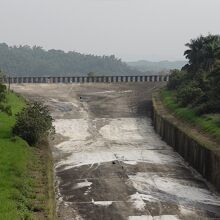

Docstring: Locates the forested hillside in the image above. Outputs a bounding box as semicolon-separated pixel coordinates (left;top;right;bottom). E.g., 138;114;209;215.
0;43;138;76
127;60;187;73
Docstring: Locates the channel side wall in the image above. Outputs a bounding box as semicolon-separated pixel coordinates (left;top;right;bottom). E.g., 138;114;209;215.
152;92;220;191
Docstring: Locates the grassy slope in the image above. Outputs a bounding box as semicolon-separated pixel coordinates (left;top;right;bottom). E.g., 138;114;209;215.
0;92;54;219
160;88;220;140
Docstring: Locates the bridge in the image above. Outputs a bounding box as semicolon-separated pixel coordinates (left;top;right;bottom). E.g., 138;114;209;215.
3;75;169;84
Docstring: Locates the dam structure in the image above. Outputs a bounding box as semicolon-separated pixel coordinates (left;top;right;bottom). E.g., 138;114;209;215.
3;75;169;84
12;82;220;220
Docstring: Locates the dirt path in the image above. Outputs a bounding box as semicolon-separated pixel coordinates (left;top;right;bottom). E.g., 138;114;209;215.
12;83;220;220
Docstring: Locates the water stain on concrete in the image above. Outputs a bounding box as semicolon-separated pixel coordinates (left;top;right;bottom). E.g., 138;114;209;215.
12;83;220;220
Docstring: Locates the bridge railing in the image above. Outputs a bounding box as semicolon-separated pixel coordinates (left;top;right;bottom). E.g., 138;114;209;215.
3;75;169;84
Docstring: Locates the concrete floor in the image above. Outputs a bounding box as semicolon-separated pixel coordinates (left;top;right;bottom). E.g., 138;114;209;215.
12;83;220;220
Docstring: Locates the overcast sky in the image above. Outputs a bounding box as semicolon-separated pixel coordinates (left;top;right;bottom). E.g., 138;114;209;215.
0;0;219;61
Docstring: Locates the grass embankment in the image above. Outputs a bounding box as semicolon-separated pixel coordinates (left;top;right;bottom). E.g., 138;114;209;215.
160;88;220;141
0;92;55;219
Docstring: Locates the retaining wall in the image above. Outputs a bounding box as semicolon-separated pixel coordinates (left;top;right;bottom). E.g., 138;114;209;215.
152;92;220;191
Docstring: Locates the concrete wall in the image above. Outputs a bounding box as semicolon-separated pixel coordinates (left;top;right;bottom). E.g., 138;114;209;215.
152;93;220;191
3;75;169;84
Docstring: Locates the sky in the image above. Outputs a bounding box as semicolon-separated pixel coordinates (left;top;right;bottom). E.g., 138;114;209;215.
0;0;220;61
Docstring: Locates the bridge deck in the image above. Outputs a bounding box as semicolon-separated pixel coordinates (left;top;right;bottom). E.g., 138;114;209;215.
3;75;169;84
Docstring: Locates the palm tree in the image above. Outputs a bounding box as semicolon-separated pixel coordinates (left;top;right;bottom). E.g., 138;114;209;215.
183;35;205;72
183;34;220;73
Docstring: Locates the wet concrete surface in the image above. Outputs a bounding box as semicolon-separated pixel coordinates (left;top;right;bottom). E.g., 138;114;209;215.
12;83;220;220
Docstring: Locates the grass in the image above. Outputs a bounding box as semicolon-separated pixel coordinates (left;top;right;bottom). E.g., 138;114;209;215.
0;92;55;219
160;88;220;140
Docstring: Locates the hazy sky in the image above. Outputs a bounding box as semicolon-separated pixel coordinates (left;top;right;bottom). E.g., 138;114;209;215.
0;0;220;61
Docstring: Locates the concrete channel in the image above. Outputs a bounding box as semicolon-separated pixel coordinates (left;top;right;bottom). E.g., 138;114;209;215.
12;83;220;220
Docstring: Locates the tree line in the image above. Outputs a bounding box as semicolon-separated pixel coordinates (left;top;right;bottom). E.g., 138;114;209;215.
168;34;220;114
0;43;137;76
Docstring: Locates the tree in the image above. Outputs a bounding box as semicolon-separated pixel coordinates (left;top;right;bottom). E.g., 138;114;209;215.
183;34;220;73
167;69;186;90
0;69;11;115
12;101;55;146
168;34;220;115
87;72;96;77
0;69;5;83
0;43;138;76
176;81;205;107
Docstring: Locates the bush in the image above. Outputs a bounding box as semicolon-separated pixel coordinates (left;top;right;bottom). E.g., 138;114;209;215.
0;84;7;102
167;69;186;90
0;83;12;115
195;100;220;115
176;82;205;107
12;101;55;146
0;103;12;115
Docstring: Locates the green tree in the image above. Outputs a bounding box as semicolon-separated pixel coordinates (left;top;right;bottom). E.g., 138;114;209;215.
176;81;205;107
167;69;186;90
167;34;220;115
183;34;220;73
0;69;11;115
0;43;137;76
12;101;55;146
87;72;96;77
0;69;5;83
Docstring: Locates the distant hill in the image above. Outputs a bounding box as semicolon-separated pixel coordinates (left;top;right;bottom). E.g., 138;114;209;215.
127;60;187;73
0;43;140;76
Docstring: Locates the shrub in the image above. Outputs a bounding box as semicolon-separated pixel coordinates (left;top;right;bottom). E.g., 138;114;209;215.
0;84;7;102
195;100;220;115
176;82;205;107
12;101;55;146
167;69;186;90
0;82;12;115
0;104;12;115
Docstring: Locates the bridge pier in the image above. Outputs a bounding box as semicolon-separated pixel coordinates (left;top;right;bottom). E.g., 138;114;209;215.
165;75;169;81
107;76;111;83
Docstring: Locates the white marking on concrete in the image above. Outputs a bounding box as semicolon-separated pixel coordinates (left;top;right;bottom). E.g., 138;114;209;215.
54;118;180;170
129;172;220;206
130;192;158;210
55;119;89;140
128;215;179;220
92;199;113;206
73;180;92;189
